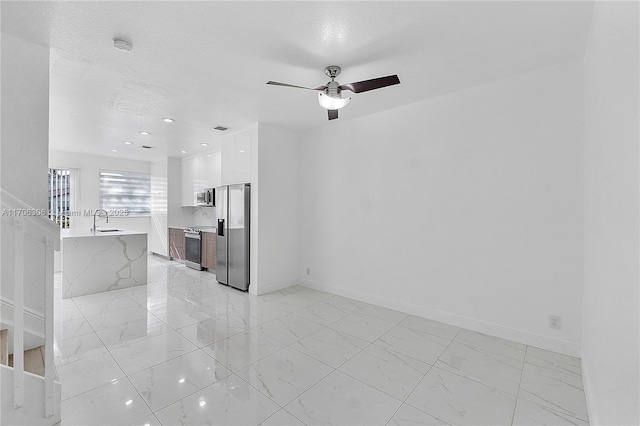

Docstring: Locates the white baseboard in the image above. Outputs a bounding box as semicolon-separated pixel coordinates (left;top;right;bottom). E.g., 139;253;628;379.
0;297;45;339
298;278;581;357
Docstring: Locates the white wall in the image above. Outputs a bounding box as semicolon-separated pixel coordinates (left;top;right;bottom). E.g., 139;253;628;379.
298;61;585;355
1;33;51;314
49;151;150;233
150;159;169;256
167;157;184;228
254;123;298;294
582;2;640;424
1;33;50;209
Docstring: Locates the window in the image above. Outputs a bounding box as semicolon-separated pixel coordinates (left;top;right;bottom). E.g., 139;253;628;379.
48;168;72;228
99;170;151;216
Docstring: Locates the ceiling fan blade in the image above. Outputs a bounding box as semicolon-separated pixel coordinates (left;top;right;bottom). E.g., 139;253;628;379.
328;109;338;120
266;81;326;91
339;75;400;93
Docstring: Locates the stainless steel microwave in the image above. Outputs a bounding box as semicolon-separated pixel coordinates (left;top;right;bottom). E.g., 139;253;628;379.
196;188;215;207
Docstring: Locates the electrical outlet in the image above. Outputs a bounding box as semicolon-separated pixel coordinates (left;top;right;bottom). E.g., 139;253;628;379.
549;315;562;330
306;267;310;275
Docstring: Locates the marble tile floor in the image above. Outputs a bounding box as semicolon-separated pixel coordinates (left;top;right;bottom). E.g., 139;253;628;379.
53;256;589;426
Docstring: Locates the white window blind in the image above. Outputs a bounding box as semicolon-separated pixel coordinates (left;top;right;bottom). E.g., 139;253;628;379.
99;170;151;216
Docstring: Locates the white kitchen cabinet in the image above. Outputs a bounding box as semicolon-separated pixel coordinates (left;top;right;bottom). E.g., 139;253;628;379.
212;151;222;188
193;155;205;193
181;151;222;206
221;130;251;185
181;156;197;206
235;132;251;183
200;152;220;189
221;136;236;185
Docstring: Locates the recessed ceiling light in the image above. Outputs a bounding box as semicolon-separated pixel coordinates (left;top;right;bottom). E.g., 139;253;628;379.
113;38;132;52
123;141;133;145
239;150;245;153
111;149;119;152
206;154;212;157
180;150;187;154
162;118;175;123
139;131;150;135
200;143;209;147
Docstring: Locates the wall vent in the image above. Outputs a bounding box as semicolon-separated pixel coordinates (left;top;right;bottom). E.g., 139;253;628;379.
141;145;153;149
213;126;229;131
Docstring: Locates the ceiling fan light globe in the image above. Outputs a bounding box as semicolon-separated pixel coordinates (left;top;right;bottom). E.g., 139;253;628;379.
318;92;351;110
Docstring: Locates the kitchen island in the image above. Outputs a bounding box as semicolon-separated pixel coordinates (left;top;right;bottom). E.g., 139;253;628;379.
61;229;147;298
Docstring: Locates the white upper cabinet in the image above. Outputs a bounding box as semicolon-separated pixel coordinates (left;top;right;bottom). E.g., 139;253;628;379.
221;136;236;185
201;151;221;189
235;132;251;184
211;151;222;188
181;156;197;206
181;151;222;206
221;130;251;185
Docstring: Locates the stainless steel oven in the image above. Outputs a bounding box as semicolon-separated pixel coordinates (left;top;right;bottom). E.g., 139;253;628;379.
184;229;202;270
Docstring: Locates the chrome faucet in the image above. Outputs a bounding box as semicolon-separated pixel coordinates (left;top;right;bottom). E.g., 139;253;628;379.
93;209;109;232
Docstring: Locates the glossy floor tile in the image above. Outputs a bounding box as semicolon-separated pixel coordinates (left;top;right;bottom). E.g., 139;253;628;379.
55;255;589;425
61;378;152;425
328;311;397;342
388;403;449;426
435;341;524;395
518;363;589;421
110;331;198;375
376;324;451;365
339;343;431;400
154;374;280;425
128;349;232;412
56;351;126;400
285;370;403;425
406;367;517;425
238;346;333;406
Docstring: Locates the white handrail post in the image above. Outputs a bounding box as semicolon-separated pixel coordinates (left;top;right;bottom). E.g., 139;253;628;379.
44;236;55;417
13;217;25;408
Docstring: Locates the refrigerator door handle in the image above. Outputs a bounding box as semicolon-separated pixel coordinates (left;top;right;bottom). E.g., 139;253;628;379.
217;219;224;236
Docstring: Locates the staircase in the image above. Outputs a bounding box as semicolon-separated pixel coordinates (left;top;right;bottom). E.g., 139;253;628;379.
1;329;8;366
6;345;46;377
1;189;61;425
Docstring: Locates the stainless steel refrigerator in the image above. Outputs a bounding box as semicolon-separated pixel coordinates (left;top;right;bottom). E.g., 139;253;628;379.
216;183;250;291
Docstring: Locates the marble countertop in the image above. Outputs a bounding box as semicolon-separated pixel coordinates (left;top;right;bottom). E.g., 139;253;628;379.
61;228;148;238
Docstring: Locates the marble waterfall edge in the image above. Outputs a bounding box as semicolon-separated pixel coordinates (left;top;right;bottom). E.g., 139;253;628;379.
62;231;147;298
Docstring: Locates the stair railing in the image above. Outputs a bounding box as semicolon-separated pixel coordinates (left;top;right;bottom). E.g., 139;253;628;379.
1;188;60;418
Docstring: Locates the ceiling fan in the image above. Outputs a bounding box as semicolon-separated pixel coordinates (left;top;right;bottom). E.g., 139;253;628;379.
267;65;400;121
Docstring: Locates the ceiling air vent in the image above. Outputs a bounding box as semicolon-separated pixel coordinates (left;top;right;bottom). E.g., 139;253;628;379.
213;126;229;131
141;145;153;149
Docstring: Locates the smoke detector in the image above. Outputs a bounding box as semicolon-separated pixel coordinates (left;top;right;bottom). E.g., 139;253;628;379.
113;38;133;52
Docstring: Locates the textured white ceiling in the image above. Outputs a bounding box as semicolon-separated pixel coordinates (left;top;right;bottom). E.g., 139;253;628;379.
1;1;594;162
